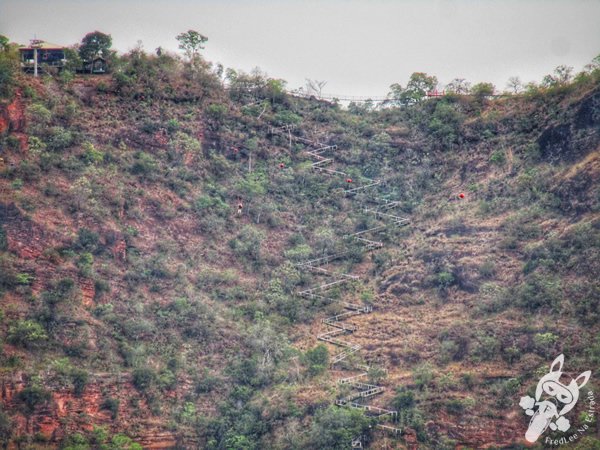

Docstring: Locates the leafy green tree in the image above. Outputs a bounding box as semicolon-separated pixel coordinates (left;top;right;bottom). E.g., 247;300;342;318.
393;388;415;410
471;82;495;99
0;37;18;98
79;31;112;62
303;344;329;376
428;102;464;150
308;406;372;450
0;35;8;52
63;47;83;73
176;30;208;60
389;72;438;105
17;386;51;413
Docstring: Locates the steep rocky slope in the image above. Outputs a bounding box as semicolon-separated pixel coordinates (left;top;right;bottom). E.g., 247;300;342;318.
0;56;599;449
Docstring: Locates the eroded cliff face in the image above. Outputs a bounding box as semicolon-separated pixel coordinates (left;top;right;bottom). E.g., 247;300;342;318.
0;90;27;151
1;372;180;448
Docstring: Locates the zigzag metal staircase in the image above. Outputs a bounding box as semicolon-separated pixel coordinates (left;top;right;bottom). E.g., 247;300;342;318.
269;124;406;448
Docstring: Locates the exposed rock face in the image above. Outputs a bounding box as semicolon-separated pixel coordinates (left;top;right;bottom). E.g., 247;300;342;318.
1;372;179;448
112;238;127;262
79;277;96;307
1;203;46;259
0;90;28;150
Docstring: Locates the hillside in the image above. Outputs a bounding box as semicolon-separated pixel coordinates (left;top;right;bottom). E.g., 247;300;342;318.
0;48;599;450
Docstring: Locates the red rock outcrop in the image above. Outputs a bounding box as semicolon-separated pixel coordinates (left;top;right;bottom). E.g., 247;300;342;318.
0;90;28;150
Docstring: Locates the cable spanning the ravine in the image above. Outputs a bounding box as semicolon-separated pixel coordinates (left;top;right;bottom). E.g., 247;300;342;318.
269;124;408;448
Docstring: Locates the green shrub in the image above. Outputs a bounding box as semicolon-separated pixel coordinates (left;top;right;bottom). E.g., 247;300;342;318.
284;244;312;262
41;277;76;306
195;370;218;394
471;82;495;99
445;398;469;414
514;272;562;312
16;161;41;182
82;142;104;165
132;367;156;391
71;369;89;396
13;272;30;286
472;334;500;361
75;228;100;253
428;102;463;150
460;373;476;389
10;178;23;190
0;226;7;251
304;344;329;376
170;131;201;153
308;406;372;450
393;388;415;410
193;194;229;217
110;434;143;450
438;339;467;364
0;406;12;448
6;134;20;150
273;110;301;126
478;259;496;279
62;432;88;450
436;271;455;289
229;225;265;264
166;118;180;132
413;363;434;390
130;151;158;178
77;252;94;277
0;48;17;98
8;320;48;348
489;150;506;165
101;397;120;419
533;332;559;358
47;126;75;151
17;386;51;413
27;103;52;125
206;103;227;122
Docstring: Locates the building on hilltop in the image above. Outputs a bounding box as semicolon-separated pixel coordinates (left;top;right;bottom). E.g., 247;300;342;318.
81;56;108;74
19;40;66;75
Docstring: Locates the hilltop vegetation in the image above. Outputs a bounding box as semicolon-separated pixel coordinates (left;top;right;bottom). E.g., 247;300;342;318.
0;34;599;449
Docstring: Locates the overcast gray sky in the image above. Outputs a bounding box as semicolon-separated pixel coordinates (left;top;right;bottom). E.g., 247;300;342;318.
2;0;599;97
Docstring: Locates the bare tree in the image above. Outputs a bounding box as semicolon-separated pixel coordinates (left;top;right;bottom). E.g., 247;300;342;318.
446;78;471;94
305;79;327;98
506;76;523;94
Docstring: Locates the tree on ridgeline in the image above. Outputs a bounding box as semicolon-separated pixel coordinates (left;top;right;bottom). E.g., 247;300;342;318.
176;30;208;61
79;31;112;61
446;78;471;95
389;72;438;105
79;31;113;73
506;76;523;94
